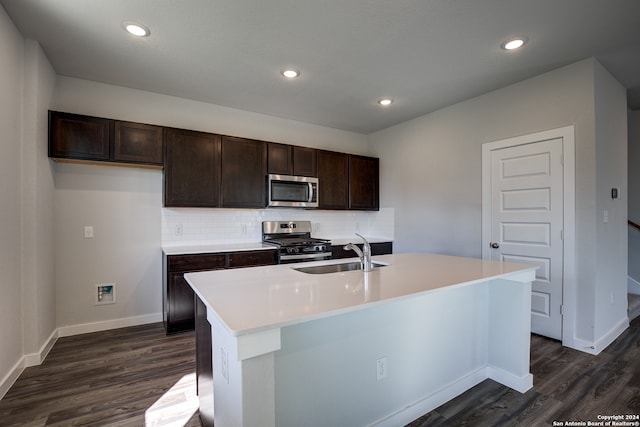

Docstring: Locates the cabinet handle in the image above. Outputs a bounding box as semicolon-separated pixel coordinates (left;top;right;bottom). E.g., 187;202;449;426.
490;242;500;249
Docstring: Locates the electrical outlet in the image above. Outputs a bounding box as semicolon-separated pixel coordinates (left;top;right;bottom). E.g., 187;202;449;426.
221;346;229;384
376;357;388;381
84;226;94;239
174;224;183;236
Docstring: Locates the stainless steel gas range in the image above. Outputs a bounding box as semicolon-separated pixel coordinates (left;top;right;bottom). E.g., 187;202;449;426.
262;220;331;264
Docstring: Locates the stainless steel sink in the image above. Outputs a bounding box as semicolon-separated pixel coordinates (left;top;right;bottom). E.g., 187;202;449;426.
293;261;388;274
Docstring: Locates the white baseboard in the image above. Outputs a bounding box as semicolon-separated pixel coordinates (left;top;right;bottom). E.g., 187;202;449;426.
571;316;629;355
368;368;487;427
57;312;163;337
629;276;640;295
1;329;59;400
1;313;163;399
23;329;59;367
594;317;629;354
486;365;533;393
0;359;24;400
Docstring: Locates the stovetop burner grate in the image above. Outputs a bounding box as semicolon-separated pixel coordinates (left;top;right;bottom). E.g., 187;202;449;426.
263;236;330;247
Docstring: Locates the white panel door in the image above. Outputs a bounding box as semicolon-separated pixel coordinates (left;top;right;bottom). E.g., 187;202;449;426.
489;138;564;340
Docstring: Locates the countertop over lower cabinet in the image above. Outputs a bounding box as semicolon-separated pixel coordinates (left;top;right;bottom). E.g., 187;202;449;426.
185;252;537;427
162;242;276;256
162;238;393;256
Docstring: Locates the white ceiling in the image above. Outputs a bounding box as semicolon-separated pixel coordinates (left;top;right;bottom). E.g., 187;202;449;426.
3;0;640;134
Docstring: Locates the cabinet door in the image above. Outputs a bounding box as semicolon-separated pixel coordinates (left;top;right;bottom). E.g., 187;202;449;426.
317;150;349;210
349;155;379;210
267;143;292;175
221;136;266;208
164;129;221;207
49;111;111;161
166;273;195;333
293;146;317;177
113;121;163;165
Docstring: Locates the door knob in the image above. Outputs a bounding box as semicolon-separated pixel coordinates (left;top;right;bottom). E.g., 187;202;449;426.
490;242;500;249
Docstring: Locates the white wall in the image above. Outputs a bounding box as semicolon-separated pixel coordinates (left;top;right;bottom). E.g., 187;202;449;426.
51;77;371;329
53;77;370;155
369;58;629;351
0;6;57;397
22;40;56;361
593;62;628;341
53;163;163;329
629;111;640;286
0;4;26;395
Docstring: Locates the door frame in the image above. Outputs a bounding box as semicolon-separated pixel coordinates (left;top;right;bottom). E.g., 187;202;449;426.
481;125;576;348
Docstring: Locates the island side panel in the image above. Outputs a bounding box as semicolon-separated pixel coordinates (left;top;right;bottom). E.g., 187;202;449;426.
487;278;534;392
209;311;278;427
273;282;492;427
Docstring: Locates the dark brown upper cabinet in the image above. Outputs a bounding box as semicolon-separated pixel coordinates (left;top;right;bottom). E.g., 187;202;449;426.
317;150;349;210
268;143;317;177
267;143;292;175
113;121;163;165
49;111;163;166
221;136;267;208
164;129;221;207
49;111;111;161
292;146;317;177
349;155;380;210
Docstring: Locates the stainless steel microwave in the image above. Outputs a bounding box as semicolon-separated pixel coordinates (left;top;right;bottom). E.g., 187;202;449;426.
267;174;318;208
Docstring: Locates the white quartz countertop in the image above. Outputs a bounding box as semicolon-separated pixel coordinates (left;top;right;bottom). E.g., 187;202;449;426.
162;242;276;256
185;252;536;336
162;238;392;255
328;237;392;245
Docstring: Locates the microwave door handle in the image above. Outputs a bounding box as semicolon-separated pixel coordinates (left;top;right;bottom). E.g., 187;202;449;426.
308;182;314;203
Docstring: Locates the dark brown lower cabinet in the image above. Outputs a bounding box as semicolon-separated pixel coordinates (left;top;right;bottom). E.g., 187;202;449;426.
163;249;278;334
195;295;214;427
331;241;393;259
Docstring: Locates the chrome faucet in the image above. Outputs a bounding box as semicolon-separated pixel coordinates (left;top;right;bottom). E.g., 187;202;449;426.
344;233;372;272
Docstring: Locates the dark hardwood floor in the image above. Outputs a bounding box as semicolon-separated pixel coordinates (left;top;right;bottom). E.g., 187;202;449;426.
1;318;638;426
0;323;201;427
408;316;640;426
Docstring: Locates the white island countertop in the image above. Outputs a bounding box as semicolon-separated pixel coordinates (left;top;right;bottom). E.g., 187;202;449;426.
185;252;536;336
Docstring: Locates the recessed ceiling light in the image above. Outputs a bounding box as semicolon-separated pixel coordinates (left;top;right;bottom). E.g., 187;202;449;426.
378;99;393;106
122;22;150;37
281;69;300;79
501;37;527;50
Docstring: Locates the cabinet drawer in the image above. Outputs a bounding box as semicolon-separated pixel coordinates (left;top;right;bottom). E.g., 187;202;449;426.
227;250;278;268
167;253;227;272
331;242;393;259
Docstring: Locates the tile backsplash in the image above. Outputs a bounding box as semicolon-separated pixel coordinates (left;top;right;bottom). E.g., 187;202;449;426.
161;207;394;246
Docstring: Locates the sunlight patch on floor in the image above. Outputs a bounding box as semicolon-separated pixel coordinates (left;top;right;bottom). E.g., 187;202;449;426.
145;373;198;427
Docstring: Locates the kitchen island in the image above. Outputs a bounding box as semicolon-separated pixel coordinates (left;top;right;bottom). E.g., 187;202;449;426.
185;253;537;427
